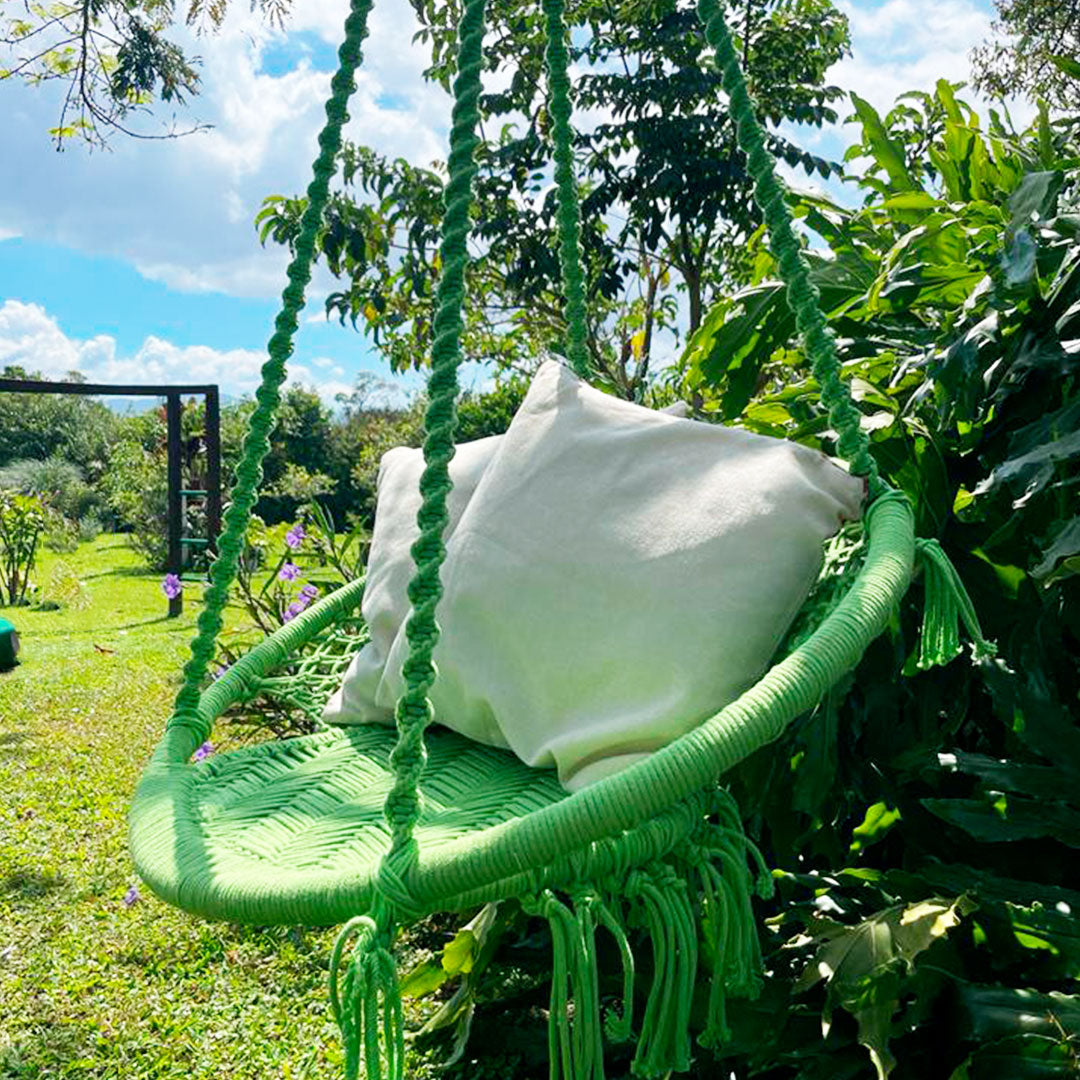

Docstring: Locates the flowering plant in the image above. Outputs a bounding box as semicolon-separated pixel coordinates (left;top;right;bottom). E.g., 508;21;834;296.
212;501;367;740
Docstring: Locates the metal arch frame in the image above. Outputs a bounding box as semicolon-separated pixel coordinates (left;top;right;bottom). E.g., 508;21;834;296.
0;377;222;616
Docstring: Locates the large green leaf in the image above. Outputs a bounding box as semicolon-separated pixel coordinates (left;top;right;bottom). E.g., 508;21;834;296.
1008;171;1065;230
957;986;1080;1042
922;796;1080;846
981;661;1080;777
790;898;974;1079
850;93;919;193
952;1036;1080;1080
937;750;1070;801
1033;518;1080;584
1050;54;1080;80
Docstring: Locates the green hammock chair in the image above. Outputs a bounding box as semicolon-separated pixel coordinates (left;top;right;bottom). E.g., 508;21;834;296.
128;1;992;1076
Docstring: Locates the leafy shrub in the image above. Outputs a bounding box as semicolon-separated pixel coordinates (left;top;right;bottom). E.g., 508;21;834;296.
0;456;104;523
0;368;117;471
666;83;1080;1077
77;514;103;543
100;432;170;568
214;502;367;741
0;491;48;606
37;559;90;611
42;511;79;554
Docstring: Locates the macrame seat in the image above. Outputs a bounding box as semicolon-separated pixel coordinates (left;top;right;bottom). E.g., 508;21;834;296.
128;0;991;1076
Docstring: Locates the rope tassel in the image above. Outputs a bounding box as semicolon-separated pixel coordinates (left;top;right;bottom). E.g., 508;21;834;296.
915;538;996;670
524;890;607;1080
628;867;699;1079
330;915;405;1080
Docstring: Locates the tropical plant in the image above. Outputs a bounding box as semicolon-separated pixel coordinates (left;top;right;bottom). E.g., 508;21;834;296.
650;82;1080;1077
0;491;48;606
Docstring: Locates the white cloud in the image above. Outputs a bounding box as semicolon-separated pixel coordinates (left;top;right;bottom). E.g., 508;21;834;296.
0;298;349;401
0;0;450;301
832;0;1034;124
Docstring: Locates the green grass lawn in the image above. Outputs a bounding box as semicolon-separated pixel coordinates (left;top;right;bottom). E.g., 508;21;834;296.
0;537;656;1080
0;537;440;1079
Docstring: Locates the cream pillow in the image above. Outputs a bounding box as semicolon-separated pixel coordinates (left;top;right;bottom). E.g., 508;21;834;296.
324;361;863;791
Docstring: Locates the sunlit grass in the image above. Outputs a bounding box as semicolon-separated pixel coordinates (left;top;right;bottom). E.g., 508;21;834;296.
0;538;398;1078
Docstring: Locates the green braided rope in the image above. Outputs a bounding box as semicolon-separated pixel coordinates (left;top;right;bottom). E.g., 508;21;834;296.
542;0;591;379
166;0;374;740
381;0;489;870
695;0;881;492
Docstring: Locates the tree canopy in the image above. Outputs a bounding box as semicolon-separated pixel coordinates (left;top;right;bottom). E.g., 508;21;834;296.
259;0;851;399
972;0;1080;111
0;0;296;145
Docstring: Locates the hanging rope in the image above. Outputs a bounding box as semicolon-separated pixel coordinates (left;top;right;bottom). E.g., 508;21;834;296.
543;0;591;378
695;0;881;494
164;0;375;748
380;0;490;901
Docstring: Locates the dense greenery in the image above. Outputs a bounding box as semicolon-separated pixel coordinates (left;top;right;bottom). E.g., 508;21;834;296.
0;373;416;571
259;0;850;399
3;0;1080;1075
646;83;1080;1078
0;491;47;606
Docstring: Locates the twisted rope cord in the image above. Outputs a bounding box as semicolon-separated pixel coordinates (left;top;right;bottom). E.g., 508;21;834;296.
166;0;374;736
695;0;880;492
380;0;489;876
543;0;591;379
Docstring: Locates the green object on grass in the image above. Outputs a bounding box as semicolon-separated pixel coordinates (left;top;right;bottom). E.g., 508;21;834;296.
0;616;18;670
128;2;992;1077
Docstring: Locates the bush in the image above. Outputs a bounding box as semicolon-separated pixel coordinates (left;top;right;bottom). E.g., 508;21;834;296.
669;84;1080;1077
37;559;90;611
78;514;103;543
0;368;118;470
214;502;367;741
100;433;170;568
0;491;47;606
0;456;104;523
42;511;79;554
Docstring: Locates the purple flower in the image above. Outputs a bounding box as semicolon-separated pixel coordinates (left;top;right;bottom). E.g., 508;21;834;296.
285;524;306;550
193;741;214;762
282;584;319;623
161;573;182;600
123;884;140;908
279;561;301;582
212;663;230;681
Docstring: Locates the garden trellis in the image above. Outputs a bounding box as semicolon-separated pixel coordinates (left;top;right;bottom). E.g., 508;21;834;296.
127;1;992;1077
0;377;222;616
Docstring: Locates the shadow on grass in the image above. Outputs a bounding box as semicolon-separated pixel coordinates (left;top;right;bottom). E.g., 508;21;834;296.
79;565;160;582
0;730;29;756
2;866;66;900
28;612;203;638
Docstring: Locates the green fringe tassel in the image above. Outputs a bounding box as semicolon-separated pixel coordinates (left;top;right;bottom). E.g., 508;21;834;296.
915;538;996;670
524;789;770;1080
330;914;405;1080
627;865;698;1077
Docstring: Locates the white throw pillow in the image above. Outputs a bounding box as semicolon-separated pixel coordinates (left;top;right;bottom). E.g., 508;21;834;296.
324;361;863;791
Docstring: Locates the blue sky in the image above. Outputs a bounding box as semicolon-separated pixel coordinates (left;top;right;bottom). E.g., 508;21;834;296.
0;0;1005;405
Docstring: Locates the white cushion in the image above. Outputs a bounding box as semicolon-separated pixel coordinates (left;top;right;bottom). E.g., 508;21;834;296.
323;361;864;791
